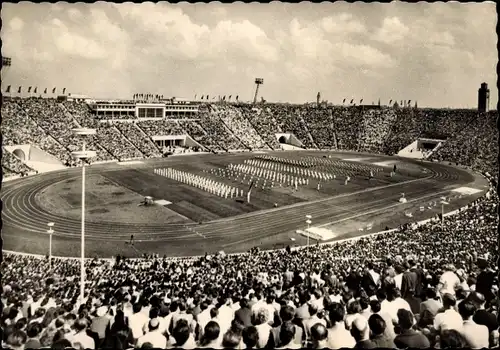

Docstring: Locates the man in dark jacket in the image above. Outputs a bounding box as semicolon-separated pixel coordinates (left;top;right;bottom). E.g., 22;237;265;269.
234;298;252;328
394;309;430;349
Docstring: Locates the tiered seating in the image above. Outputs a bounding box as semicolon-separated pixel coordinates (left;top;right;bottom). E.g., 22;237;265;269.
239;105;282;149
1;100;74;164
17;99;112;162
197;105;244;150
271;104;316;148
303;107;336;149
431;111;498;174
137;120;185;136
211;105;269;150
357;108;396;154
114;122;162;158
96;124;143;160
2;148;34;175
383;108;422;155
178;120;224;151
333;106;364;151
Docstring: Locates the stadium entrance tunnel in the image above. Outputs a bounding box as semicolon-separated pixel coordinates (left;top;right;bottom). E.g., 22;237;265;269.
279;136;287;144
13;149;26;161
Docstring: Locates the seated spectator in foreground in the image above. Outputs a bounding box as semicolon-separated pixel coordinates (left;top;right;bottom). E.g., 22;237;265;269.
303;303;326;340
222;329;242;349
170;319;196;349
350;317;376;349
469;292;499;334
254;308;272;348
4;330;27;350
393;309;430;349
275;321;300;349
137;318;167;349
458;301;489;349
420;287;442;317
433;293;463;333
270;305;302;348
50;338;73;350
310;323;329;349
24;321;42;349
439;329;469;348
242;326;258;349
327;302;356;349
367;314;395;348
199;321;222;349
72;318;95;350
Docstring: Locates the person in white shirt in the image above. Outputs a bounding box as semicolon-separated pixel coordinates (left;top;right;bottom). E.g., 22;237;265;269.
303;304;327;340
438;264;461;296
326;303;356;349
218;298;236;333
171;319;197;349
72;318;95;350
137;318;167;349
251;293;266;319
394;265;405;291
199;321;222;349
458;301;489;349
386;288;412;324
433;293;463;333
196;302;214;340
128;303;149;341
254;308;272;348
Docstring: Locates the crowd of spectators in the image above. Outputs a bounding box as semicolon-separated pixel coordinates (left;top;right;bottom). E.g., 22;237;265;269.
2;168;497;349
237;105;282;150
1;148;35;177
95;123;143;161
197;105;245;151
357;109;397;154
431;111;498;175
178;120;224;152
113;123;162;158
210;105;270;150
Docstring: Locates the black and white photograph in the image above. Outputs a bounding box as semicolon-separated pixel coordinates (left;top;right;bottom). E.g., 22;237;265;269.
0;1;498;349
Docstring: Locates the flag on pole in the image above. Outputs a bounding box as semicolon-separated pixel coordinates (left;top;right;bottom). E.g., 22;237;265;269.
228;95;232;101
236;95;239;101
44;88;47;94
223;95;226;101
207;95;209;100
360;99;363;104
194;94;197;100
389;99;392;105
18;86;22;93
34;87;37;93
52;87;56;94
201;95;204;100
342;98;346;103
6;85;11;93
63;88;66;94
350;99;354;104
28;86;32;93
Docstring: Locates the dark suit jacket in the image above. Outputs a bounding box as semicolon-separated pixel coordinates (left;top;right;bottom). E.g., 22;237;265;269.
401;270;418;299
473;309;498;332
394;329;430;349
235;307;253;327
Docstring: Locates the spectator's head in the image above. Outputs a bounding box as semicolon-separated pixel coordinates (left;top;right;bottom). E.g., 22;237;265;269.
74;318;88;332
425;288;437;300
132;303;142;314
369;300;381;314
172;319;190;346
397;309;414;330
279;321;295;346
457;301;476;321
256;308;269;325
328;302;345;325
311;323;328;345
210;307;219;319
51;339;73;350
242;326;258;349
440;329;469;348
308;303;318;317
279;305;295;322
368;314;386;337
26;322;42;339
202;321;220;345
148;318;160;332
350;317;370;342
222;330;242;349
347;300;362;315
5;330;27;350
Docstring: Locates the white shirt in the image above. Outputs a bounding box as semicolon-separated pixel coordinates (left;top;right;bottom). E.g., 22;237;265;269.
129;312;149;339
433;309;464;332
137;330;167;349
256;323;272;348
218;304;235;331
327;324;356;349
72;331;95;349
439;271;460;295
394;274;403;291
387;298;412;323
462;320;489;349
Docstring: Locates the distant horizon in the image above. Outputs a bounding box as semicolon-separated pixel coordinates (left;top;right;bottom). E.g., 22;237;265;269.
2;2;496;109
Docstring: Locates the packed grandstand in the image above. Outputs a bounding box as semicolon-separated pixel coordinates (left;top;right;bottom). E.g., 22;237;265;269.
1;96;499;349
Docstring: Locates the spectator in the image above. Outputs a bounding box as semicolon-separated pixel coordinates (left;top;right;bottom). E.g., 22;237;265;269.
350;317;376;349
393;309;430;348
327;302;356;349
433;293;463;333
137;318;167;349
458;301;489;349
439;329;469;348
199;321;221;349
367;314;395;348
72;318;95;350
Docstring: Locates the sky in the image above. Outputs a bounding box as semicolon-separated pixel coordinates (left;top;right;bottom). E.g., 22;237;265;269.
1;1;497;108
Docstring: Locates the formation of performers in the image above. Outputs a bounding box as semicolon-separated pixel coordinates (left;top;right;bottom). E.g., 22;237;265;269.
226;163;309;190
154;167;243;199
242;159;335;181
254;155;315;168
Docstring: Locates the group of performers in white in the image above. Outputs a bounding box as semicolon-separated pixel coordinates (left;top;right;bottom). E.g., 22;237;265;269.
255;155;315;168
154;168;243;199
241;159;335;182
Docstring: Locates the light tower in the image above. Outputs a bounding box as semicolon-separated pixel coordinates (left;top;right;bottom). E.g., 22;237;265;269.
47;222;54;270
253;78;264;104
71;128;97;303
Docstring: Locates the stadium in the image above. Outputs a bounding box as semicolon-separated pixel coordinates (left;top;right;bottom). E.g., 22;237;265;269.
1;3;499;350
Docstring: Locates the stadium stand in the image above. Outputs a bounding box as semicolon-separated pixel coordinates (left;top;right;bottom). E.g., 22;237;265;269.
1;148;34;176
